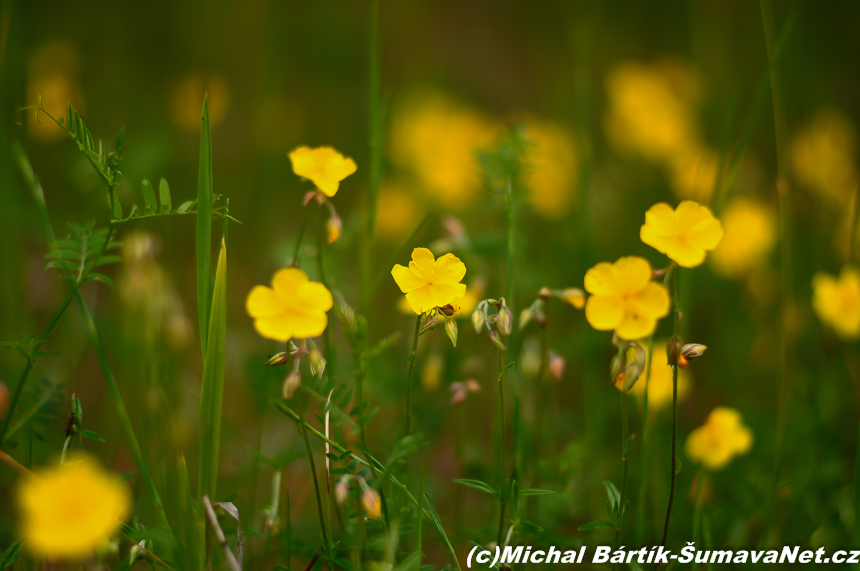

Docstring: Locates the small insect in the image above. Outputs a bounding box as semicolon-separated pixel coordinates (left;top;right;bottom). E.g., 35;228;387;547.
64;412;77;438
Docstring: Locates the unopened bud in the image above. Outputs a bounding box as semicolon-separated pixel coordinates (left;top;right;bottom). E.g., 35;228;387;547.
130;540;147;565
265;352;290;366
335;476;350;504
472;302;488;334
496;302;513;337
439;303;460;317
326;214;342;244
666;336;684;367
560;288;586;309
538;287;552;300
309;347;327;378
445;318;459;347
450;383;467;406
420;310;439;335
488;329;508;352
679;343;707;368
612;343;647;392
282;372;301;400
548;351;565;381
361;488;382;519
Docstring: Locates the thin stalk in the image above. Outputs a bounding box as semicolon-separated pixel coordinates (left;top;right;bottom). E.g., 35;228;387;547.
362;0;382;315
317;206;336;384
404;314;421;435
636;336;654;545
613;391;630;569
0;449;32;477
496;349;508;548
300;419;329;551
292;216;309;267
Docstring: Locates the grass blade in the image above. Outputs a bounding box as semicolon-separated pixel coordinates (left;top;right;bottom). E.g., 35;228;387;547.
196;95;214;356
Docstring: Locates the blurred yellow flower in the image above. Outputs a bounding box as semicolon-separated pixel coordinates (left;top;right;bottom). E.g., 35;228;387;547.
376;183;419;241
389;93;499;206
391;248;467;315
685;407;753;471
246;268;333;342
605;60;701;163
560;288;586;309
421;352;444;392
710;198;776;278
170;72;230;131
584;256;671;340
289;146;357;197
640;201;723;268
791;108;859;205
362;488;382;519
523;119;578;218
812;265;860;339
19;456;131;558
629;339;691;413
28;42;85;142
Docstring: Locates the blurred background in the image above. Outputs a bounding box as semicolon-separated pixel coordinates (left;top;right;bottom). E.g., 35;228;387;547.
3;0;860;566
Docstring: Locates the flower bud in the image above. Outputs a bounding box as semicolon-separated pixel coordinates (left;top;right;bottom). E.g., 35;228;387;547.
282;372;301;400
335;476;350;504
560;288;586;309
472;302;488;334
450;383;467;406
519;308;534;330
361;488;382;519
678;343;707;368
496;301;513;337
129;540;147;565
326;214;342;244
445;318;459;347
612;343;647;392
439;303;460;317
488;329;508;352
309;347;327;378
265;352;290;366
666;336;684;367
547;351;565;381
420;310;439;335
303;190;325;206
538;287;552;300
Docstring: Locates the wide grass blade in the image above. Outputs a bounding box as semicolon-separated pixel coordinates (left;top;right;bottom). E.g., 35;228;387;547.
197;95;214;356
198;240;227;501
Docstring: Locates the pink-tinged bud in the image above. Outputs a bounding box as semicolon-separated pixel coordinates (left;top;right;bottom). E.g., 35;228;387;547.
445;318;459;347
420;310;439;335
442;216;466;240
265;352;290;366
335;476;350;504
465;379;481;393
488;329;508;352
560;288;585;309
450;387;467;406
326;214;342;244
678;343;707;368
547;351;565;381
666;336;684;367
129;540;147;565
361;488;382;519
309;347;327;378
282;372;301;400
303;190;325;206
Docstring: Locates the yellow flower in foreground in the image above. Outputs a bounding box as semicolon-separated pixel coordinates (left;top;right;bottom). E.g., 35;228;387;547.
19;457;131;558
246;268;333;342
391;248;466;315
685;407;753;471
584;257;671;340
629;339;691;413
710;198;776;278
812;265;860;339
640;201;723;268
289;146;357;197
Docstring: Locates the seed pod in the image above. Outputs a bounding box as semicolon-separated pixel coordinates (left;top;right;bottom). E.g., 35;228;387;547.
265;352;290;366
282;372;301;400
445;318;459;347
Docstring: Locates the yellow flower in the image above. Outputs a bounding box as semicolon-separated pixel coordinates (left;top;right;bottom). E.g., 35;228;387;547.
812;265;860;339
640;201;723;268
246;268;333;342
629;339;691;413
362;488;382;519
19;456;131;558
522;119;578;218
170;73;231;132
289;146;357;197
791;108;859;205
391;248;467;315
685;407;753;471
710;198;777;278
397;278;484;318
584;257;671;340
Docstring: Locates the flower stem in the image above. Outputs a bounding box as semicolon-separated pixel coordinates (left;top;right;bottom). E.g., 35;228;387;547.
362;0;382;315
636;336;654;545
497;349;508;548
405;314;422;436
317;207;336;384
613;390;630;570
300;418;329;551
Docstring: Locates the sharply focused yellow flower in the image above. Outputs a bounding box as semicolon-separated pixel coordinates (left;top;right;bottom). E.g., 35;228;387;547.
584;257;671;340
640;201;723;268
246;268;333;342
629;339;691;413
812;265;860;339
18;456;131;558
289;146;357;197
391;248;467;315
710;198;777;278
685;407;753;471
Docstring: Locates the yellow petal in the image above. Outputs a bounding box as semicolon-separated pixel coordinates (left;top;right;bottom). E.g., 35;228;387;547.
289;310;329;338
584;262;620;296
615;309;657;340
272;267;310;297
392;264;425;293
630;281;671;319
246;285;287;318
410;247;437;275
612;256;652;294
253;315;295;342
584;295;623;330
405;284;437;314
296;281;334;312
433;253;467;284
430;282;467;307
667;240;707;268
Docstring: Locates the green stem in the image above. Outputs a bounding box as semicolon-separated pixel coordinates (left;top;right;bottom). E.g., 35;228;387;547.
496;349;508;548
635;336;654;545
300;419;329;551
317;208;335;385
362;0;382;315
693;467;706;545
405;314;421;436
613;391;630;569
292;216;309;267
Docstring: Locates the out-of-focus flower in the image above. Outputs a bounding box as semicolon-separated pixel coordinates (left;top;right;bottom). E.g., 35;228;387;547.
678;343;707;367
629;339;691;413
326;214;342;244
640;201;723;268
361;488;382;519
28;42;85;142
710;198;777;278
812;266;860;339
421;352;444;392
391;247;467;314
666;146;719;203
335;477;350;504
376;183;420;241
522;118;578;218
791;108;859;205
560;288;586;309
611;342;647;392
19;456;131;558
449;379;480;406
289;146;357;197
170;72;230;131
685;408;753;470
605;60;701;163
389;92;499;206
246;268;333;342
548;351;565;381
584;257;671;340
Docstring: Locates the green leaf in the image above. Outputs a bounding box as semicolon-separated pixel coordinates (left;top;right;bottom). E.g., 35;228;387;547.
177;200;194;213
603;480;621;511
519;488;555;496
159;178;172;212
79;429;105;442
141;178;157;214
0;538;23;568
622;433;635;460
576;520;613;531
110;190;122;220
454;479;497;495
87;273;117;288
196;95;214;356
118;470;137;482
517;520;543;533
72;394;83;424
198;241;227;500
